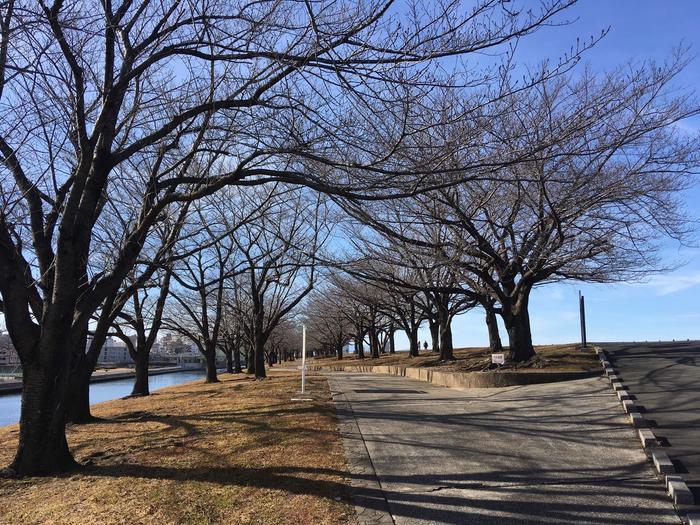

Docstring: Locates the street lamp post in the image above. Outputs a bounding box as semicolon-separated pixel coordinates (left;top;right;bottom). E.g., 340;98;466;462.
301;324;307;394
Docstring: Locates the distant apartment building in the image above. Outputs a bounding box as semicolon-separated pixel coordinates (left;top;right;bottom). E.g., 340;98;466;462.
148;341;169;362
160;333;192;356
97;336;133;365
0;333;20;366
175;349;206;369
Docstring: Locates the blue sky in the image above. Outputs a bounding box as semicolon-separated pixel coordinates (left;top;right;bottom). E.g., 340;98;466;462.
397;0;700;350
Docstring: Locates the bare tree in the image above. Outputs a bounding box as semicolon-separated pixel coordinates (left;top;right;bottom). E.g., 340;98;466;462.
218;304;245;374
164;195;256;382
112;269;172;397
233;187;327;378
305;287;353;360
341;214;477;360
359;57;700;362
65;202;189;421
266;318;299;366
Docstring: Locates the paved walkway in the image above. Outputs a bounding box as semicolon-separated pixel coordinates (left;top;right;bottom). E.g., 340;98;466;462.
328;372;679;525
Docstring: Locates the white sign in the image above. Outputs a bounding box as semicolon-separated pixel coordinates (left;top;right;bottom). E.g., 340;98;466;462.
491;353;505;365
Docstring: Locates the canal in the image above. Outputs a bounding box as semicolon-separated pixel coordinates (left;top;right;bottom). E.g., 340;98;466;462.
0;370;207;427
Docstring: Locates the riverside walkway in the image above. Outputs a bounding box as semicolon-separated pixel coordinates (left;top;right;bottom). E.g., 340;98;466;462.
328;372;678;525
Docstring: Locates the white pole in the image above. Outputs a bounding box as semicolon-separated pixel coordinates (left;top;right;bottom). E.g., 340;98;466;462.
301;324;307;394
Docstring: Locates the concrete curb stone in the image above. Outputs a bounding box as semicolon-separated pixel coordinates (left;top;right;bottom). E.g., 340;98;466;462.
652;451;675;475
611;381;626;391
309;364;599;389
597;344;692;521
638;429;658;448
630;412;647;428
617;390;632;401
666;475;684;489
668;480;694;505
687;513;700;525
621;400;638;413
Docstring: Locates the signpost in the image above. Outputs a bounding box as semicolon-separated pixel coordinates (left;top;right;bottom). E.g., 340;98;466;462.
491;353;505;365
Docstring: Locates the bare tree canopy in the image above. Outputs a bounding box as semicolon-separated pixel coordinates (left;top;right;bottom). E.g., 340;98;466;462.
1;0;581;475
1;0;698;482
341;56;700;361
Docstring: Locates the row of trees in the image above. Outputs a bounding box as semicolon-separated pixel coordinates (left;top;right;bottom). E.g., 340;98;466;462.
25;183;319;426
304;270;472;362
312;59;698;363
0;0;697;479
99;185;321;401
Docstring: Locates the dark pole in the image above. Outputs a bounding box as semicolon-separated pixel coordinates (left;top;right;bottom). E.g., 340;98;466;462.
579;290;587;349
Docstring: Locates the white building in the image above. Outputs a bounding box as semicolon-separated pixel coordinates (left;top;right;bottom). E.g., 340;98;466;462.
97;336;133;365
0;333;20;366
175;348;205;369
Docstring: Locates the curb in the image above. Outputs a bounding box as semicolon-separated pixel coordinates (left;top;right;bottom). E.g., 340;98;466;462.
595;345;695;520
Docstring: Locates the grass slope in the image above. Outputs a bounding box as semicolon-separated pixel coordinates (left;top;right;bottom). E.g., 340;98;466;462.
0;372;355;525
315;344;599;373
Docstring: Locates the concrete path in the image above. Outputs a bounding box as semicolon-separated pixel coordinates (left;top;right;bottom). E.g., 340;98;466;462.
328;372;679;525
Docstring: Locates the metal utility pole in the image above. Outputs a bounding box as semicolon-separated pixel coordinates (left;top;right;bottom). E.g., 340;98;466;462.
579;291;587;349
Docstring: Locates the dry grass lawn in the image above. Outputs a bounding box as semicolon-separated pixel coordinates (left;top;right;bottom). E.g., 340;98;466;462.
314;343;599;373
0;372;356;525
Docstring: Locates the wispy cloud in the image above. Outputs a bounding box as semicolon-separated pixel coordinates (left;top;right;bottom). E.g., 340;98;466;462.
641;271;700;295
540;287;566;301
672;118;700;137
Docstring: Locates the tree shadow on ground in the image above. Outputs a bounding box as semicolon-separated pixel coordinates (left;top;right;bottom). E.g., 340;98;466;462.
85;461;676;525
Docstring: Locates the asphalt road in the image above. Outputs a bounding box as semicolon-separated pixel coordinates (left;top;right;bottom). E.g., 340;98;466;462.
328;372;678;525
605;341;700;499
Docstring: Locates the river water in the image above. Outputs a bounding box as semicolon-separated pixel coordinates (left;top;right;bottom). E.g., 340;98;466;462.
0;370;206;427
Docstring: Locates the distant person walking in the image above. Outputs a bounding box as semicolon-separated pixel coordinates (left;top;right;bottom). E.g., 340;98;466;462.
423;341;428;352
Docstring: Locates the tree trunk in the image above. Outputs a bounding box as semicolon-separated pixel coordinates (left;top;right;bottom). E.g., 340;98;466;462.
429;318;440;354
485;306;503;352
439;321;454;361
224;348;234;374
434;294;454;361
337;341;344;360
9;364;78;476
233;346;242;373
502;292;536;362
369;327;380;358
355;336;365;359
408;325;419;357
65;330;99;423
388;327;395;354
66;365;93;423
503;308;536;362
246;344;255;374
254;333;266;379
204;348;219;383
435;299;453;360
131;352;150;396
